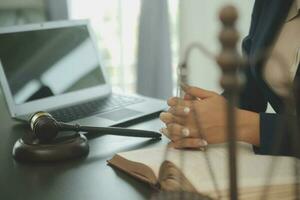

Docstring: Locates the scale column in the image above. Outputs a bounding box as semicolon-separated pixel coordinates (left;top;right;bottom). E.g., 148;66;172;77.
218;5;244;200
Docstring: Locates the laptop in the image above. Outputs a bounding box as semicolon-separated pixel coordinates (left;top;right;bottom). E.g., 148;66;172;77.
0;20;166;126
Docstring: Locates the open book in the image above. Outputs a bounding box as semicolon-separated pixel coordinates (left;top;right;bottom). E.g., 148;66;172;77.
108;143;297;199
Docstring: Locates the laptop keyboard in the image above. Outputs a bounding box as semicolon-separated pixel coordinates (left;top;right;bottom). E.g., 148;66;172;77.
50;94;145;122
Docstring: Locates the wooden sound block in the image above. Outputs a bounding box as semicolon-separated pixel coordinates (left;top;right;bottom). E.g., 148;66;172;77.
12;133;89;163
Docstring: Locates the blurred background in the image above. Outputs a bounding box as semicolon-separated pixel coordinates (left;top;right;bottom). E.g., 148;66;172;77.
0;0;255;99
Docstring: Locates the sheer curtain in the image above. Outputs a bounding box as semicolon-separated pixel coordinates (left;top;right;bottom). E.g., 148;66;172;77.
136;0;173;100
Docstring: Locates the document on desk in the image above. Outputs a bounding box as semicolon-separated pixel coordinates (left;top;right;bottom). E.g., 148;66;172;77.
108;143;297;199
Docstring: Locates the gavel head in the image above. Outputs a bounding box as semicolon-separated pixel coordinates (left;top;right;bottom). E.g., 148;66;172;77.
29;112;59;143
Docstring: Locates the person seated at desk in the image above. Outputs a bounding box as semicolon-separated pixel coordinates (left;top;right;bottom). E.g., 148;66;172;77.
160;0;300;157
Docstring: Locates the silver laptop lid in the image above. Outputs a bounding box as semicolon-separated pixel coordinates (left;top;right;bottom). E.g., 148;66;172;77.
0;20;111;117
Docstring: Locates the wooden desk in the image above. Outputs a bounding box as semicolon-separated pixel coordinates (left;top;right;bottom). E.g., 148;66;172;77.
0;91;167;200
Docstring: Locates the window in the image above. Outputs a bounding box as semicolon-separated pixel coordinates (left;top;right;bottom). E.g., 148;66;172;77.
69;0;179;93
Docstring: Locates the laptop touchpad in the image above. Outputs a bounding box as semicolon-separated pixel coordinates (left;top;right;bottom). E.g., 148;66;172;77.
97;108;142;121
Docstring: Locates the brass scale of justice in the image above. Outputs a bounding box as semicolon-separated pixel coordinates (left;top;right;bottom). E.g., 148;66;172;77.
152;5;300;200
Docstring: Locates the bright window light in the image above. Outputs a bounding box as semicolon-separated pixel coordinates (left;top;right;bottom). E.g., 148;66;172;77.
68;0;179;93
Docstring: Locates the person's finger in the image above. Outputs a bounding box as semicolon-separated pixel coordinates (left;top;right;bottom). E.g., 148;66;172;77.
184;94;195;100
160;127;171;139
167;97;180;106
166;123;202;140
168;141;176;148
172;138;208;149
160;125;192;142
159;112;185;125
168;105;190;116
166;123;189;141
167;97;191;107
181;84;216;99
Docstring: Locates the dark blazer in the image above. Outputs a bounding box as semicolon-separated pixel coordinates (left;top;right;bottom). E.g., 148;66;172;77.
239;0;299;157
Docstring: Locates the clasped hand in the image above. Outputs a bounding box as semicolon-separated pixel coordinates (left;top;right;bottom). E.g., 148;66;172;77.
159;85;260;149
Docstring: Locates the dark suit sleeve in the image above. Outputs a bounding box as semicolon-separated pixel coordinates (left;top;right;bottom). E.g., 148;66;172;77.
222;37;268;112
255;113;297;157
240;37;297;157
223;0;295;156
223;23;294;157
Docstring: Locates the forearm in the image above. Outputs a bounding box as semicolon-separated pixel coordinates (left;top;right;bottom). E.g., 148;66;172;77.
236;109;260;146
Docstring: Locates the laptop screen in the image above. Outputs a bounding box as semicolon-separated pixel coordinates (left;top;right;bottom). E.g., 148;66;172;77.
0;25;106;105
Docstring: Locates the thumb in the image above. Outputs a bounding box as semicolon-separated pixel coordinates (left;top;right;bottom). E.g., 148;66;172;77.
181;84;216;99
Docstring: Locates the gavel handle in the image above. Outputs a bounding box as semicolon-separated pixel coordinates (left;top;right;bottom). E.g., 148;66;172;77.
59;123;161;139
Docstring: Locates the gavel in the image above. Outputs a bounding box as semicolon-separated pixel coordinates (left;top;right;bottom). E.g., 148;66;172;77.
12;111;161;162
30;111;161;143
